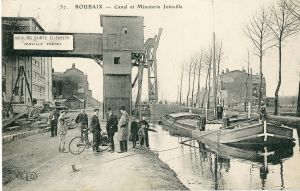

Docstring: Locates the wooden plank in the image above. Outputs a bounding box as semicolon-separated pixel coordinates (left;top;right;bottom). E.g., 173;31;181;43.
2;111;27;128
7;126;21;131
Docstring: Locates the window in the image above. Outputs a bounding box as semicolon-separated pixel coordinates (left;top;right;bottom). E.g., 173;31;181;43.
78;83;84;88
2;64;6;75
41;58;43;74
32;58;39;67
122;27;128;34
114;57;120;65
2;78;6;93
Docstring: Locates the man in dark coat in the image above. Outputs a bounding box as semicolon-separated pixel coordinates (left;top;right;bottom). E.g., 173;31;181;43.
259;102;267;123
130;117;139;148
106;107;118;152
75;109;88;142
49;108;59;137
90;109;101;153
139;116;156;148
216;104;224;119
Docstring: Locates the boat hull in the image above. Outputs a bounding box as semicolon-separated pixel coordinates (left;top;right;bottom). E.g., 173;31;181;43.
162;116;294;146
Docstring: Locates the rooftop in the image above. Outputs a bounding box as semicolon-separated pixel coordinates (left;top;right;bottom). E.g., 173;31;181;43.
100;15;143;26
2;17;45;31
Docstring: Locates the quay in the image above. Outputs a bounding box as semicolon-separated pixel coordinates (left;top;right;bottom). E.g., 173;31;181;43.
2;110;188;191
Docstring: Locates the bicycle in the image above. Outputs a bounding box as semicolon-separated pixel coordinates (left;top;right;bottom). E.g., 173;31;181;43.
66;119;77;129
69;128;110;155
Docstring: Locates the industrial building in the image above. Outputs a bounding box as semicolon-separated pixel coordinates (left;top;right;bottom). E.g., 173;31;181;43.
2;17;53;110
206;69;266;107
52;64;101;109
2;15;158;117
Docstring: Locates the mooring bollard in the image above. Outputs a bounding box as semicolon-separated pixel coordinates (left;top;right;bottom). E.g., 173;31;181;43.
71;164;78;172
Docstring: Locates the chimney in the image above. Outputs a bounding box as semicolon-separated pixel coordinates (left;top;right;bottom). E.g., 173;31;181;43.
72;63;75;68
226;68;229;73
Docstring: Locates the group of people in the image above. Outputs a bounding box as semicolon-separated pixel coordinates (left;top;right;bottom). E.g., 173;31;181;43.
73;107;120;153
48;108;69;153
104;106;156;153
130;116;156;148
218;101;268;128
79;106;155;153
49;106;155;154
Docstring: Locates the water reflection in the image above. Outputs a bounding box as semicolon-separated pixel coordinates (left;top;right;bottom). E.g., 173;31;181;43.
148;123;300;190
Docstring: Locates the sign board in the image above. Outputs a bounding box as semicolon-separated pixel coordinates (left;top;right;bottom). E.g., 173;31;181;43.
13;34;73;51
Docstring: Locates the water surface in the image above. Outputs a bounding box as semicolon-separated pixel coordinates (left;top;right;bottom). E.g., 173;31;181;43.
147;123;300;190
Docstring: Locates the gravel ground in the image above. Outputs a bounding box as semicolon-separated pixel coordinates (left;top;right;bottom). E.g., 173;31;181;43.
2;110;188;191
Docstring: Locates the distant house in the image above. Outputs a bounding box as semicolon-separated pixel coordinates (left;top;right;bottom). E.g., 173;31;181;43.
200;69;267;107
64;95;85;109
52;63;101;108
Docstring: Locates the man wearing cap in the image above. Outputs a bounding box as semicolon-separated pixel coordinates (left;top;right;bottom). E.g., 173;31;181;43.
106;107;118;152
48;108;59;137
139;116;156;148
216;104;224;120
90;108;101;153
75;109;89;142
118;106;129;153
130;117;139;148
259;102;267;123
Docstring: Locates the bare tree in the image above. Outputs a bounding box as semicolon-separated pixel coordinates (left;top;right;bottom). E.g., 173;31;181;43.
297;79;300;116
268;0;300;115
215;41;224;105
191;56;198;107
179;63;184;106
186;61;193;107
297;61;300;117
244;7;273;112
287;0;300;20
244;51;251;112
196;51;204;107
201;50;213;109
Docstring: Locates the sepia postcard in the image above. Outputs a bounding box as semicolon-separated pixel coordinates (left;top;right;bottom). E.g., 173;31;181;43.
1;0;300;190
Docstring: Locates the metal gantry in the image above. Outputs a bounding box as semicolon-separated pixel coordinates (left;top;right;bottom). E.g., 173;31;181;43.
146;27;162;104
132;28;162;119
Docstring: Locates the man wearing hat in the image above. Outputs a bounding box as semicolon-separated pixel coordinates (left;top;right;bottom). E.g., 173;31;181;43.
57;110;68;153
106;107;118;152
75;109;89;142
259;102;267;123
90;108;101;153
118;106;129;153
130;116;139;148
139;116;156;148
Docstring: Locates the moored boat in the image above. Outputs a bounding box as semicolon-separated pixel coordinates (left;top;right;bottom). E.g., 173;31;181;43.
162;112;295;146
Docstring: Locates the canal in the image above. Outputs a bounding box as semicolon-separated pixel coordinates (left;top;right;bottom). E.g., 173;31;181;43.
147;122;300;190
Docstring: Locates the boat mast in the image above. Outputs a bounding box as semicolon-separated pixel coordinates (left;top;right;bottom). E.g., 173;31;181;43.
212;0;217;116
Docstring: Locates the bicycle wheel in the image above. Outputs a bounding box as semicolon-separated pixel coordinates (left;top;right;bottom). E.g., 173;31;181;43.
99;135;110;151
69;136;86;155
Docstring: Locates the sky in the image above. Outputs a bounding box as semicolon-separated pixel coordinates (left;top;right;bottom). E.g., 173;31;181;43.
2;0;300;102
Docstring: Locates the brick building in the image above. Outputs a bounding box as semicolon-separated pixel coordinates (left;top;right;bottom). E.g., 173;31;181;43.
207;69;266;107
2;17;53;107
52;64;101;108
